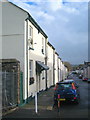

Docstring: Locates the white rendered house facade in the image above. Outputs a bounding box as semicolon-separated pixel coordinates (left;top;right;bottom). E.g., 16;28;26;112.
58;57;62;82
47;42;55;88
54;52;59;84
2;0;68;103
27;18;49;96
2;1;49;101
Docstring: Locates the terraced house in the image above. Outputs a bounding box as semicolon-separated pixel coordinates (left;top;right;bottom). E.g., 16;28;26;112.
1;0;68;110
47;42;55;88
83;62;90;80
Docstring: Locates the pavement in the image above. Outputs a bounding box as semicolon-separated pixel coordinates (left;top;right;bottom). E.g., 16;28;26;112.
2;86;61;119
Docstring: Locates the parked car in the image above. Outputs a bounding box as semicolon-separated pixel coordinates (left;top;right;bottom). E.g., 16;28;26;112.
82;77;88;82
79;74;83;79
87;78;90;83
67;75;73;79
54;79;80;105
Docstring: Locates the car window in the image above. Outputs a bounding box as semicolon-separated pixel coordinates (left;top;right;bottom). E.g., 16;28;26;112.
58;83;72;90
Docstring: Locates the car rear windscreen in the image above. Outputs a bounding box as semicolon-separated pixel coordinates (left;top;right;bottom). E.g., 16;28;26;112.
58;83;72;90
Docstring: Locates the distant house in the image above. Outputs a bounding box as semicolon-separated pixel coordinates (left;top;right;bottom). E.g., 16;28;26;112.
47;42;68;85
83;62;90;79
47;42;55;88
58;57;62;81
54;52;59;84
63;65;68;79
61;61;68;80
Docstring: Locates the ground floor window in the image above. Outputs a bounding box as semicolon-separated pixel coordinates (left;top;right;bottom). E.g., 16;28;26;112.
29;60;34;85
42;70;45;80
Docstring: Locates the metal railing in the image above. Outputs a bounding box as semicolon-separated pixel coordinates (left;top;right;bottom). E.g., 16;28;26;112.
2;71;18;110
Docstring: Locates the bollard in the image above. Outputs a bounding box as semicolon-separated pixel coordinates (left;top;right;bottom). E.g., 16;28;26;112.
58;94;60;112
35;92;38;114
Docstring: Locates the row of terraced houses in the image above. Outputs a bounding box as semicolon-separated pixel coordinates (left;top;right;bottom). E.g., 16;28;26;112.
1;0;68;107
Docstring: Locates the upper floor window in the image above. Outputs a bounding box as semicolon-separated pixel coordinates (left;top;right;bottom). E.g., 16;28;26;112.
41;38;44;54
29;26;33;38
29;26;33;48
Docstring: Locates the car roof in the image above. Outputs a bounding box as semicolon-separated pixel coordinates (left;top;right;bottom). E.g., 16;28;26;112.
58;79;74;84
64;79;74;82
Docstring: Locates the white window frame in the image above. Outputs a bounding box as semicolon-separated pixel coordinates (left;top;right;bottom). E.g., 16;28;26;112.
29;26;33;37
29;26;33;48
29;60;33;77
42;70;45;80
29;60;34;85
42;38;44;54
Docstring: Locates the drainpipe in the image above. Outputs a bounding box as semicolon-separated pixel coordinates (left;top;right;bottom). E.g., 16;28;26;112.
25;17;29;103
27;19;29;103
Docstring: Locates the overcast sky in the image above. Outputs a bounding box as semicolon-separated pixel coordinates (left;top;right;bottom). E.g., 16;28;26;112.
8;0;88;65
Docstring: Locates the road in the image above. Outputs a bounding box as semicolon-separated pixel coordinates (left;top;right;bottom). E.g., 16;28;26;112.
2;74;89;119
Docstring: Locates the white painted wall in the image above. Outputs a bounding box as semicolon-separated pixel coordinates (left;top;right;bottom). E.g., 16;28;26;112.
62;64;66;80
60;60;62;81
55;53;59;84
58;58;61;81
63;66;68;79
2;2;28;100
47;44;54;88
2;1;48;100
27;20;47;97
60;61;63;81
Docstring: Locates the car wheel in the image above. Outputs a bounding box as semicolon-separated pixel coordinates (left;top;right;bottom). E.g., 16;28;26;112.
74;98;80;104
53;100;58;106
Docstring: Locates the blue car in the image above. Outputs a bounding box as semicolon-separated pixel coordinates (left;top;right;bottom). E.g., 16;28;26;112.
54;79;80;105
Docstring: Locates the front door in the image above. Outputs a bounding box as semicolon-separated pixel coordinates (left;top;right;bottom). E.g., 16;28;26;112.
36;72;41;92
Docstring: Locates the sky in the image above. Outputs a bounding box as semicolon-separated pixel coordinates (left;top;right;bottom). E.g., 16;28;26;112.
8;0;89;65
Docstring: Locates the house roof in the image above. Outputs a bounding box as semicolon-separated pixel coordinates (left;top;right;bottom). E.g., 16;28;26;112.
55;51;59;56
58;57;61;60
47;42;55;50
8;1;48;38
28;16;48;38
